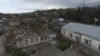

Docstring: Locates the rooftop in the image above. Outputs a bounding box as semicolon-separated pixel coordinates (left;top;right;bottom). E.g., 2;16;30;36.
32;22;48;36
62;22;100;41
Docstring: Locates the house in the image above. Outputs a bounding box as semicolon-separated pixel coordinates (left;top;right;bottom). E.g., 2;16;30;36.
0;18;9;32
52;18;65;26
8;18;20;26
0;32;9;56
61;22;100;52
7;22;56;54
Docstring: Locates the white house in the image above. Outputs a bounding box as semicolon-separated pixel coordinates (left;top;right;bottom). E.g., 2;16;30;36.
61;22;100;52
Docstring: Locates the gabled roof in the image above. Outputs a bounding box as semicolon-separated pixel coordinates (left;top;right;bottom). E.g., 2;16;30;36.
62;22;100;41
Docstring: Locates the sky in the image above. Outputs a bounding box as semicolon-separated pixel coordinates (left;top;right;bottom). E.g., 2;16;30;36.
0;0;100;13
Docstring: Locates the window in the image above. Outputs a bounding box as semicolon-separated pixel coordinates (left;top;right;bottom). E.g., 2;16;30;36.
84;39;89;45
63;30;65;34
70;33;72;37
35;38;38;42
31;38;34;43
89;40;92;46
19;40;23;47
45;36;47;40
41;37;43;40
25;39;28;45
75;35;80;42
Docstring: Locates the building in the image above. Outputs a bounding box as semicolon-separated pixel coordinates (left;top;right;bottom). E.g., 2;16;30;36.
0;32;9;56
8;18;20;26
7;22;56;54
61;22;100;52
0;18;9;32
52;18;65;26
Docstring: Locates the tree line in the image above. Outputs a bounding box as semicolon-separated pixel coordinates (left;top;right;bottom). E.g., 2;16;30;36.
34;6;100;25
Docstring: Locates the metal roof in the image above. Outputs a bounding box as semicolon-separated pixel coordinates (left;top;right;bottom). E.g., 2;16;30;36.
62;22;100;41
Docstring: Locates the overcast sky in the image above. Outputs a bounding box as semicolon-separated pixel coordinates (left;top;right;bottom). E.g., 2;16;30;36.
0;0;100;13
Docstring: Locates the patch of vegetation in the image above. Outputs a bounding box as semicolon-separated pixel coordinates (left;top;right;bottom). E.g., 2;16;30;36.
12;48;28;56
56;35;72;51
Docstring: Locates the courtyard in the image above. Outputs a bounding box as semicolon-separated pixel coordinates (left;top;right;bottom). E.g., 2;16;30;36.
30;44;84;56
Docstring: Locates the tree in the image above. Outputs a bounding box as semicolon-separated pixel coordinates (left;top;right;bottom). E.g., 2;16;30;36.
56;36;72;51
12;49;28;56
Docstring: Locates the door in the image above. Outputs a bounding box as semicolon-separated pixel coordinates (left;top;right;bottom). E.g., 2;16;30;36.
76;35;81;43
84;39;89;45
99;44;100;50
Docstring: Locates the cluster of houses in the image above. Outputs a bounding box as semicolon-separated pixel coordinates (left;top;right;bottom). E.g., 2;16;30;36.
0;17;57;56
61;22;100;52
0;15;100;56
6;19;56;54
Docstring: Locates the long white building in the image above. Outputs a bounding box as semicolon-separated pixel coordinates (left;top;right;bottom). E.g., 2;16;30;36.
61;22;100;52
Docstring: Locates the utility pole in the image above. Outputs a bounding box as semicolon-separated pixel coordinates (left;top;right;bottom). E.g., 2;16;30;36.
83;0;85;24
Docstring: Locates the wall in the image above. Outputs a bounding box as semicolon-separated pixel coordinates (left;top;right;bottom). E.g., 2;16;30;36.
71;32;81;42
9;21;20;26
61;28;70;38
16;36;52;48
0;33;7;56
61;28;81;42
81;35;100;52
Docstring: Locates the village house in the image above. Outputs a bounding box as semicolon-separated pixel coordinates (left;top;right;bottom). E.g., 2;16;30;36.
8;18;20;26
0;32;10;56
7;22;56;54
0;18;9;32
52;18;65;26
0;34;6;56
61;22;100;52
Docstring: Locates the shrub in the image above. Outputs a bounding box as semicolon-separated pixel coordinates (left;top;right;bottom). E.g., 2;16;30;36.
12;49;28;56
56;37;72;51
